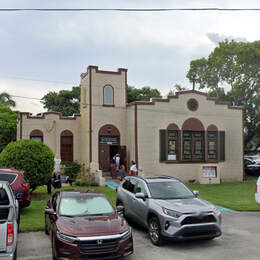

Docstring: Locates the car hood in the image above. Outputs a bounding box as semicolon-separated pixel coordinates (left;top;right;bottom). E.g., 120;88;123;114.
154;197;215;213
57;213;128;237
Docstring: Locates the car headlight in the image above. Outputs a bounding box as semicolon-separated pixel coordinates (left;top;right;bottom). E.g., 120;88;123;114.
212;206;221;214
57;231;78;243
121;227;132;240
162;208;182;219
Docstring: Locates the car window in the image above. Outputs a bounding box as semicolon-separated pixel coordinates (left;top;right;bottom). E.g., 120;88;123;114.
59;195;114;217
122;178;137;193
148;181;194;199
0;173;17;184
135;181;148;196
21;176;29;184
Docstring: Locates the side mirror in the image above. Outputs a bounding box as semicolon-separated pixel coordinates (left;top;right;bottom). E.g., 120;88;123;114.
193;190;199;197
45;208;56;216
135;192;146;200
116;205;124;216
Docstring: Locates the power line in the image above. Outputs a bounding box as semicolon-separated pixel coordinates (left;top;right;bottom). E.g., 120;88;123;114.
0;8;260;12
0;75;75;85
10;95;42;101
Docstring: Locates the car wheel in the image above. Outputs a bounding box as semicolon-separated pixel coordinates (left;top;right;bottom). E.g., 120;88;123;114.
44;215;49;235
13;247;17;260
148;216;163;246
52;234;57;260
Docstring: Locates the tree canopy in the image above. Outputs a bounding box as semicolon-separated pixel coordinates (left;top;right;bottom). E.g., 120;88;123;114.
41;86;80;116
0;92;16;108
187;40;260;151
127;86;162;103
0;104;17;151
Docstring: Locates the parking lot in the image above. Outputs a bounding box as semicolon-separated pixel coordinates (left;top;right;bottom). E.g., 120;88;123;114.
18;211;260;260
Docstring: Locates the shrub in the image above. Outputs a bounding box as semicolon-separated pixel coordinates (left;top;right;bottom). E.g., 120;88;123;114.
0;139;54;191
63;161;82;184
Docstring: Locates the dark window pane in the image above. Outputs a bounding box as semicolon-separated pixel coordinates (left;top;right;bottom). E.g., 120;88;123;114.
0;174;17;184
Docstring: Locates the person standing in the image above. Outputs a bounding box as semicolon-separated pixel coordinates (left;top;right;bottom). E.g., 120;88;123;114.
115;153;120;171
110;159;118;179
119;164;126;180
130;161;138;176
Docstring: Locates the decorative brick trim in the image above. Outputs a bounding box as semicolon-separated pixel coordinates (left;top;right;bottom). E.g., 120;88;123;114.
182;118;205;131
207;124;218;131
98;124;120;136
167;123;180;131
81;65;127;79
126;90;243;110
20;112;81;120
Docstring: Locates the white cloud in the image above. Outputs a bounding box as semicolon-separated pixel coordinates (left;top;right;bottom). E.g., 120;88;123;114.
0;0;259;112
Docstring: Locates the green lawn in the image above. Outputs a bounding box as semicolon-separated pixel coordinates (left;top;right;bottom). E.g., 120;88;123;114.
20;180;260;232
187;179;260;211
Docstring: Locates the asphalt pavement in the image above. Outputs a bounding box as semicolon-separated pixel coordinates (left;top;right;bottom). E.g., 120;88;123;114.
18;211;260;260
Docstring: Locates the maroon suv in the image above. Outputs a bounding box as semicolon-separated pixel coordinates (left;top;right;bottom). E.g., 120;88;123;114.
45;190;133;260
0;168;31;208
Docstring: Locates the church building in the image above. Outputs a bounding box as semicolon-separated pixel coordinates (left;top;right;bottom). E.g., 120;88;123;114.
17;65;244;183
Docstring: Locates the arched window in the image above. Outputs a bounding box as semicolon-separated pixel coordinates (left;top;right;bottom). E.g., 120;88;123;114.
30;129;43;142
103;85;114;105
182;118;205;161
60;130;73;162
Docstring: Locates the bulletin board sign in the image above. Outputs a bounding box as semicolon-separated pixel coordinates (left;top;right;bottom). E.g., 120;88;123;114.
202;166;217;178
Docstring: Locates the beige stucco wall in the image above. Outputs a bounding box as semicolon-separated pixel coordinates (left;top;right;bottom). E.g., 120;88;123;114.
135;93;243;182
18;113;81;161
80;67;128;169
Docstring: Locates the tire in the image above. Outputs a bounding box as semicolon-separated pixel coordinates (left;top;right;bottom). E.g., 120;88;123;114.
52;234;57;260
44;215;49;235
13;247;17;260
148;216;163;246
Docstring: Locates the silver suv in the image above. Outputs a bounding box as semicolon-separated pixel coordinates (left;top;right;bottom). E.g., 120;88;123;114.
0;181;19;260
116;176;221;245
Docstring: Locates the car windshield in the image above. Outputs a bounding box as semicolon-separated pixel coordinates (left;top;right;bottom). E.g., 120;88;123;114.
148;181;194;199
59;195;114;217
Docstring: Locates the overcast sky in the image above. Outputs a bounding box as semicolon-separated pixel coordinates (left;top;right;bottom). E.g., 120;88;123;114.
0;0;259;113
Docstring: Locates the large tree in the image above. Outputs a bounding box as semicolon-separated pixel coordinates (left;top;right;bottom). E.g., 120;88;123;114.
127;86;162;103
186;40;260;151
0;92;16;108
41;86;80;116
0;104;17;151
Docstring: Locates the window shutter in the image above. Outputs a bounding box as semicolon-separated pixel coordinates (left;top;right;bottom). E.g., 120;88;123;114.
219;131;225;161
159;129;166;162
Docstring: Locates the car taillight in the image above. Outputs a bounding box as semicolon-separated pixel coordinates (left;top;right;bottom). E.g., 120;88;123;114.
22;183;30;189
7;224;14;246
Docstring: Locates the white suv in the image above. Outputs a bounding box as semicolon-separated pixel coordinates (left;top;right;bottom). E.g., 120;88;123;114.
255;177;260;204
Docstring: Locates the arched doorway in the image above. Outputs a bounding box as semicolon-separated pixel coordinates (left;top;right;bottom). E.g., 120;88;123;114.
98;124;126;171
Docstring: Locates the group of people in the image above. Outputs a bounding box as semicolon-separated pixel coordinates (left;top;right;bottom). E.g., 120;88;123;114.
110;153;138;180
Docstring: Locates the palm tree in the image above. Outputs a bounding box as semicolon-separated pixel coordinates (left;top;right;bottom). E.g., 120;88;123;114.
0;92;16;107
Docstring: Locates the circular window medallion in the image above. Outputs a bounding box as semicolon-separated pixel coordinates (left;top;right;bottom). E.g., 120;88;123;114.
187;98;199;111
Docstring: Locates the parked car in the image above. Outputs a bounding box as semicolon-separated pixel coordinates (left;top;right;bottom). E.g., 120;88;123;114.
0;168;30;208
116;175;222;246
45;190;133;260
244;158;260;176
244;156;260;163
0;181;19;260
255;177;260;205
